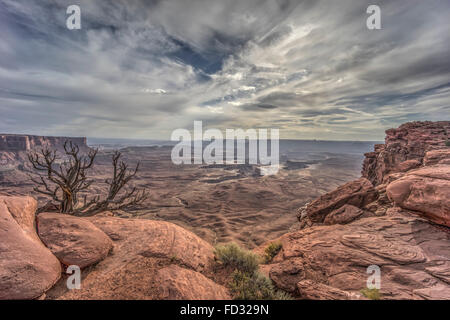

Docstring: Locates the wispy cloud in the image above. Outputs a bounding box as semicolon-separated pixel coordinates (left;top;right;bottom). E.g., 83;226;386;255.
0;0;449;140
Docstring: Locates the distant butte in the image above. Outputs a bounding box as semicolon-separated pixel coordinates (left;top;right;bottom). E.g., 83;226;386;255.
0;134;88;152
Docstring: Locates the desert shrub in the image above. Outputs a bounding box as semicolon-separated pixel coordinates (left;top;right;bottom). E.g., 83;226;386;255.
230;270;274;300
360;288;381;300
445;140;450;147
273;290;295;300
215;243;293;300
230;270;293;300
214;243;260;274
264;241;282;263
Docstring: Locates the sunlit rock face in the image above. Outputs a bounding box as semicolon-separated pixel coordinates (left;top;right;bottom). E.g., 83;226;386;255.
362;121;450;186
0;196;61;300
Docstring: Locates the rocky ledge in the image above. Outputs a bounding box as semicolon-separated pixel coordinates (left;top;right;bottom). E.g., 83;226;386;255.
260;121;449;299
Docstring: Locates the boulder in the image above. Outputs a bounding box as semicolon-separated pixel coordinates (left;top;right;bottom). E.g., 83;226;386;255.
0;196;61;300
157;265;230;300
386;165;450;227
298;178;377;226
37;213;113;268
88;216;214;271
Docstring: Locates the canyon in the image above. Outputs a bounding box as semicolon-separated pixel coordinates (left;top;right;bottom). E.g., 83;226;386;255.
0;121;449;299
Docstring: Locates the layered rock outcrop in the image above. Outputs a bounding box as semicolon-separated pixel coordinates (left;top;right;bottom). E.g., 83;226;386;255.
278;121;450;299
0;135;90;180
362;121;449;185
298;178;378;228
0;134;88;152
262;211;450;299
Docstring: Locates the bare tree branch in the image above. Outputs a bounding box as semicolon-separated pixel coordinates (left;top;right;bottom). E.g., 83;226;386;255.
28;142;147;216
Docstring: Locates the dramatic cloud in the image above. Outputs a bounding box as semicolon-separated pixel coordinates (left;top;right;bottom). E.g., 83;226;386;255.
0;0;449;140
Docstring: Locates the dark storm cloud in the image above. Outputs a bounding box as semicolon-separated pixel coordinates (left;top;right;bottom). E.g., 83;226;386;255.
0;0;449;140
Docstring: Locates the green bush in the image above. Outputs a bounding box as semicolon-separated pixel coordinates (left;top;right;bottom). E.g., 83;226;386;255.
230;270;274;300
360;288;381;300
214;243;260;274
445;140;450;147
215;243;293;300
264;241;282;263
230;270;293;300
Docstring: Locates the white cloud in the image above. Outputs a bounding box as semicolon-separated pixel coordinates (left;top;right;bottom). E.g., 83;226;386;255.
0;0;449;140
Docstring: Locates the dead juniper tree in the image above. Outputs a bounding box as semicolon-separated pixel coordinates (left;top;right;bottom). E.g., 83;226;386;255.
75;150;148;215
28;141;147;216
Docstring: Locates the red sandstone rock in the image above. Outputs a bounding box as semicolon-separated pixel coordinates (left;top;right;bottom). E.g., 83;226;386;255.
37;213;113;268
386;165;450;227
323;204;364;225
424;149;450;166
49;216;224;300
297;280;363;300
88;216;214;271
298;177;377;227
157;265;230;300
0;196;61;300
285;122;450;299
362;121;450;185
396;159;421;172
261;212;450;299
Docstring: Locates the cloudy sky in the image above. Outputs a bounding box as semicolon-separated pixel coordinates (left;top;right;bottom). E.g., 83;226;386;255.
0;0;449;140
